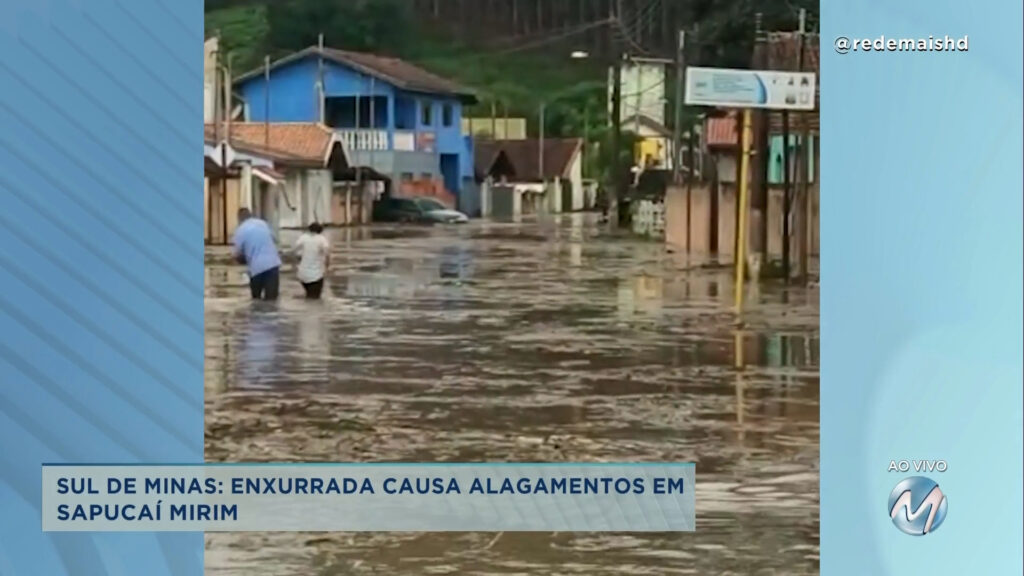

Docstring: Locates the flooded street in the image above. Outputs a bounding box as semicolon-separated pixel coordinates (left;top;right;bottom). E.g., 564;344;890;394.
204;214;819;575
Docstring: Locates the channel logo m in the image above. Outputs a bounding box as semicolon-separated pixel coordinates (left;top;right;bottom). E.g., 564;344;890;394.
888;476;948;536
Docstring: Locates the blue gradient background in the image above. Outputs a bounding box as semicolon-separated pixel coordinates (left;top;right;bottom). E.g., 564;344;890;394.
0;0;1020;574
822;1;1023;575
0;0;203;575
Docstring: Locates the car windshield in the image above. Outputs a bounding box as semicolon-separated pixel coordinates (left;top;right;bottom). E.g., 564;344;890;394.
416;198;447;211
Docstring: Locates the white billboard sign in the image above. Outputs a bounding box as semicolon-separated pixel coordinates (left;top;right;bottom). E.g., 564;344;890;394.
685;67;816;110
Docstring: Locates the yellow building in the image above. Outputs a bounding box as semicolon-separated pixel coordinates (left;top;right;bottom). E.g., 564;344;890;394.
462;117;527;140
622;113;673;170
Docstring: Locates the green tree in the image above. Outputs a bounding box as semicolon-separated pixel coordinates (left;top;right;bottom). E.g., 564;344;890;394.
265;0;415;56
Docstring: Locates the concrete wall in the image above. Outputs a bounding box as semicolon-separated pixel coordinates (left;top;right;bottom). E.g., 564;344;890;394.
665;183;820;260
331;183;375;225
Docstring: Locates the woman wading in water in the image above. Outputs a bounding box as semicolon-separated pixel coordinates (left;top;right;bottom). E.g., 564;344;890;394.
292;222;330;299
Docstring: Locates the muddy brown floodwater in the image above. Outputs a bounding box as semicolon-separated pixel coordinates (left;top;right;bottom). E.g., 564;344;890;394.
204;214;819;576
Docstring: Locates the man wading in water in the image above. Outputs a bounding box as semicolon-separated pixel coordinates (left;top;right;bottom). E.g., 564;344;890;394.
232;208;282;301
292;222;330;299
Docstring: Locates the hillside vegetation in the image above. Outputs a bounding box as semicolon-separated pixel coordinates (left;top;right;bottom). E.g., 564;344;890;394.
205;0;815;179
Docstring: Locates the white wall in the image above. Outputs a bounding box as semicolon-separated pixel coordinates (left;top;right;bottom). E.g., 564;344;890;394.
609;61;667;125
279;172;304;229
480;179;492;217
277;169;333;228
567;152;583;211
305;169;332;225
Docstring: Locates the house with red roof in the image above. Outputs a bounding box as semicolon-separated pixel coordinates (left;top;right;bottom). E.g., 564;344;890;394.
474;138;585;218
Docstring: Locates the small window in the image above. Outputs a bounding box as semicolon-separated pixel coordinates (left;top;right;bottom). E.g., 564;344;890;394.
401;172;414;181
420;173;433;181
421;102;433;126
442;104;453;127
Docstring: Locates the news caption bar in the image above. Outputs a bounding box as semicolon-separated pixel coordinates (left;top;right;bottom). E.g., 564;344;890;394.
42;463;696;532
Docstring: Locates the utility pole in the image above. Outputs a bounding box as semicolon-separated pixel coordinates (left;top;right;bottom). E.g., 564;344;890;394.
685;25;699;253
220;52;232;244
734;109;753;315
609;1;624;227
317;33;326;124
582;102;589;179
753;13;770;261
671;29;685;184
781;101;792;280
795;9;811;281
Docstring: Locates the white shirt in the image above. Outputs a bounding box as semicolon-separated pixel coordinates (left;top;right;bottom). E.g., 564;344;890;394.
293;233;329;283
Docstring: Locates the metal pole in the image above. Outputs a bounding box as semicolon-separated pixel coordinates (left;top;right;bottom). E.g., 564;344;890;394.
264;55;270;149
223;55;232;144
538;102;545;180
671;30;685;183
491;100;497;138
503;100;509;137
734;109;753;316
582;102;589;179
368;76;376;225
355;73;362;190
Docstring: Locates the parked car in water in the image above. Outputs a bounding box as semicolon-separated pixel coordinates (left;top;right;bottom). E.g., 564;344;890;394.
374;196;469;224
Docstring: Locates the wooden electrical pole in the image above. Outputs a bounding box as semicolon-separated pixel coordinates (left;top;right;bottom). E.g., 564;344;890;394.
609;1;624;227
671;29;685;184
795;9;811;281
781;107;792;280
752;13;770;261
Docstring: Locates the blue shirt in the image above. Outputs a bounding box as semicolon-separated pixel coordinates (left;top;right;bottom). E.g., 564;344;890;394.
232;218;281;276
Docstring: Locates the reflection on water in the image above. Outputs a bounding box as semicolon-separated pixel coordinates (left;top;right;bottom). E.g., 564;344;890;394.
205;215;820;575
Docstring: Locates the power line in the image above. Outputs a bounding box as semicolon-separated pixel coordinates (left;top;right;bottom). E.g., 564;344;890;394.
614;19;650;56
488;17;614;56
613;0;661;56
620;0;661;44
486;16;614;49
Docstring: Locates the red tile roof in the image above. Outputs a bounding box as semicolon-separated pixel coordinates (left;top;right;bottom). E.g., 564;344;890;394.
204;123;340;167
236;47;477;102
475;138;583;182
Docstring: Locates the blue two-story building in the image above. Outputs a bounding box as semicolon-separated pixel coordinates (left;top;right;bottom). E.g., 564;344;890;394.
235;46;479;213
